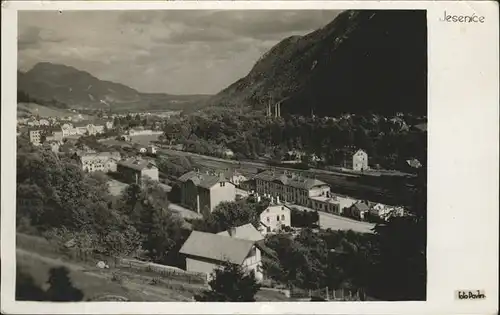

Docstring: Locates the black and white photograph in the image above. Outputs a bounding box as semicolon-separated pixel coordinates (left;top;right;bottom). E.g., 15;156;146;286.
12;8;430;303
2;1;498;313
13;8;428;303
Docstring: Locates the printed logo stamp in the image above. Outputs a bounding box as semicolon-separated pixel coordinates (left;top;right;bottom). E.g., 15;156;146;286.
456;290;486;300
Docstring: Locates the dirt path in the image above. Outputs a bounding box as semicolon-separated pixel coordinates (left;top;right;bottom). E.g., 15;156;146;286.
16;248;193;301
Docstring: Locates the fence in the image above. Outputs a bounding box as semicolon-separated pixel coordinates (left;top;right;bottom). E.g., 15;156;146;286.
116;258;207;285
17;233;207;285
289;286;367;301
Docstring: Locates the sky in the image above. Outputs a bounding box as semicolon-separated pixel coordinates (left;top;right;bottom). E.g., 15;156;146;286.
18;10;341;95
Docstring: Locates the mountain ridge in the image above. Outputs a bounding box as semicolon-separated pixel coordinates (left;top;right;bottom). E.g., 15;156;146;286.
205;10;427;116
17;62;211;112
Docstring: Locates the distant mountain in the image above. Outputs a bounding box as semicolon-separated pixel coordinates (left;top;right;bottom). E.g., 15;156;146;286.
207;10;427;116
17;62;210;112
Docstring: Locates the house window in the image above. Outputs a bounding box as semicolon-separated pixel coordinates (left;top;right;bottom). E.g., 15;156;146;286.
266;217;270;223
281;215;285;220
266;227;271;232
276;215;280;221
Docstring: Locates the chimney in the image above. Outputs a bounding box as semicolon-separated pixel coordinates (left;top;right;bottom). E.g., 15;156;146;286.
271;196;275;204
276;196;280;204
228;227;236;237
257;195;261;202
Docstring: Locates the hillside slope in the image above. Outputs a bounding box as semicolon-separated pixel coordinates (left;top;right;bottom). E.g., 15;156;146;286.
207;10;427;116
18;63;210;112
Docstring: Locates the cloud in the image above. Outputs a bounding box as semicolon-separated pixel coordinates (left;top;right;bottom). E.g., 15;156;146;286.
158;10;341;41
18;10;341;94
18;25;65;50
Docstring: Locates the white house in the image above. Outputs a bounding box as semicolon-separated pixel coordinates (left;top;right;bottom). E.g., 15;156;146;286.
180;231;263;282
352;149;369;171
335;195;358;214
259;200;292;235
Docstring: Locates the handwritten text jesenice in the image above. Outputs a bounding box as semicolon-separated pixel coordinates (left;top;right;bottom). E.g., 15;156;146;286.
440;11;485;23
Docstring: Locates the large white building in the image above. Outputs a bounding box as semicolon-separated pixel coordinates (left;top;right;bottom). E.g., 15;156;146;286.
29;130;42;146
79;152;121;173
254;170;331;207
61;121;108;137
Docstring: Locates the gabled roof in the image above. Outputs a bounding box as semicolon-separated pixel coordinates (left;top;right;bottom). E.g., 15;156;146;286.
259;203;292;215
178;170;231;189
79;151;121;162
354;149;367;155
217;223;264;242
254;170;327;190
118;158;157;171
352;202;370;212
179;231;255;265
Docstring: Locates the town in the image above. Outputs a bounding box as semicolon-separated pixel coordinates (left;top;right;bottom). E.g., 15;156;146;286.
20;110;414;226
16;105;425;302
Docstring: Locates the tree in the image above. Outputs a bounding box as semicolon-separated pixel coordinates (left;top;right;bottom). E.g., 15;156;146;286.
168;183;182;203
191;200;261;233
45;267;84;301
194;261;261;302
139;203;184;262
101;226;142;260
367;165;427;300
290;209;319;228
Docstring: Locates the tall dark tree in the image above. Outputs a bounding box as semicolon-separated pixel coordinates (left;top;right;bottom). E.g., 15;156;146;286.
368;165;427;300
45;267;84;302
194;262;261;302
